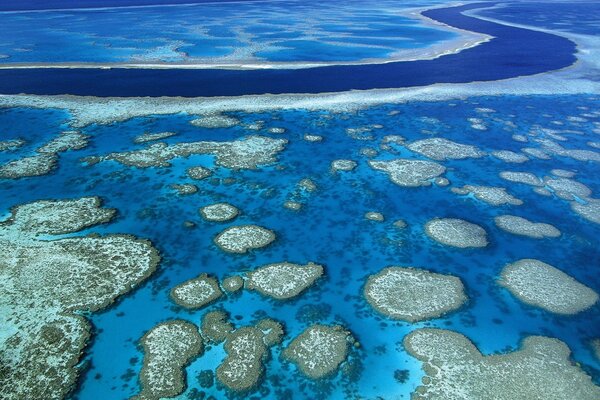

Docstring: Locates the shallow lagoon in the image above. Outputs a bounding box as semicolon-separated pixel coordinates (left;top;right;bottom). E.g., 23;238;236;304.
0;0;456;65
1;94;599;399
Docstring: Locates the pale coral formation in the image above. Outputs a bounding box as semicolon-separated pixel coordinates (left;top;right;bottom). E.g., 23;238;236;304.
499;259;598;314
492;150;529;163
187;166;212;180
170;274;223;309
369;159;446;187
170;183;198;195
0;197;159;400
0;153;58;179
245;262;323;300
283;324;353;379
304;134;323;142
571;199;600;224
451;185;523;206
137;320;203;400
190;114;239;128
365;212;385;221
0;139;25;151
364;267;467;322
404;328;600;400
494;215;560;239
214;225;276;253
425;218;488;248
86;136;287;170
133;131;176;144
216;320;283;391
222;275;244;293
406;138;485;161
201;311;234;343
499;171;543;186
331;159;357;172
200;203;239;222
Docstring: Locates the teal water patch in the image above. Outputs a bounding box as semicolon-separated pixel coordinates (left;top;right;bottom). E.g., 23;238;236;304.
0;94;599;399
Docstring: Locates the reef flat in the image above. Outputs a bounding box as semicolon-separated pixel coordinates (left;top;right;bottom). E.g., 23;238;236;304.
133;131;176;144
494;215;561;239
425;218;488;248
451;185;523;206
245;262;324;300
0;131;88;179
199;203;239;222
0;197;159;400
214;225;276;253
369;159;446;187
136;320;203;399
283;324;353;379
499;259;598;314
170;274;223;309
364;267;467;322
83;135;287;170
406;138;485;160
404;328;600;400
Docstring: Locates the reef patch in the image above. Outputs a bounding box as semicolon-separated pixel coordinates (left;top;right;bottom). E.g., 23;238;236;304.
425;218;488;248
404;328;600;400
499;259;598;314
364;267;467;322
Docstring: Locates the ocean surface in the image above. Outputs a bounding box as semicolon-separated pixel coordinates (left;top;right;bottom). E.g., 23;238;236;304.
0;1;599;400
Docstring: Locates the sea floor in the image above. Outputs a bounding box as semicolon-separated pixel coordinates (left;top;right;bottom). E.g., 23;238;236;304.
1;94;599;399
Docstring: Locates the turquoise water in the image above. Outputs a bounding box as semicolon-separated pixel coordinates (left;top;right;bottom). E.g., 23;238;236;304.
0;0;456;64
1;94;598;399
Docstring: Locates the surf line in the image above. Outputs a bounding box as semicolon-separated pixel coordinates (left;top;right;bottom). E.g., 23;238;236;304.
0;2;577;97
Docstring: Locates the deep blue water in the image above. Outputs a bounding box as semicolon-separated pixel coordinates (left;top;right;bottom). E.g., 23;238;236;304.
0;2;577;96
1;94;599;399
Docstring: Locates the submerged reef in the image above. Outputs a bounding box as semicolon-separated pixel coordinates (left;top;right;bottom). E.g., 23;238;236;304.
0;138;25;151
245;262;324;300
214;225;276;253
187;166;213;180
494;215;561;239
369;159;446;187
170;183;198;195
84;135;287;170
136;320;203;400
425;218;488;248
365;211;385;222
200;203;239;222
133;131;176;144
451;185;523;206
499;259;598;314
0;131;88;179
364;267;467;322
404;328;600;400
0;197;159;400
170;273;223;309
283;324;353;379
406;138;485;161
190;113;240;128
